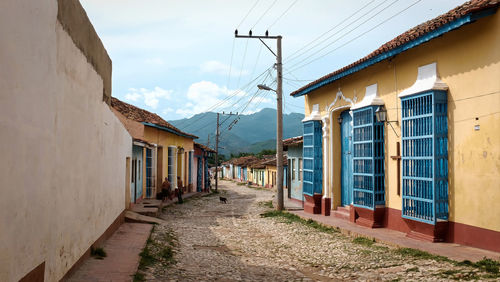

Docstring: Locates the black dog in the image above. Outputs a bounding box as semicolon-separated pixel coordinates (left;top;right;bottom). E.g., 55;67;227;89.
219;197;228;204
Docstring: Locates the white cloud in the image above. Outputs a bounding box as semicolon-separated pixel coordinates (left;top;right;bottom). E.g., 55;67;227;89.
200;60;248;77
175;81;246;118
162;107;174;115
125;92;141;101
124;86;172;109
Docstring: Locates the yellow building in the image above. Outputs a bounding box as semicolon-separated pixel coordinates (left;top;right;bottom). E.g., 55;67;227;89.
291;0;500;252
111;98;198;202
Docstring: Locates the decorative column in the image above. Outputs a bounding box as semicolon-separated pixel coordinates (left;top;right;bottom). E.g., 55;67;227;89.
321;115;331;216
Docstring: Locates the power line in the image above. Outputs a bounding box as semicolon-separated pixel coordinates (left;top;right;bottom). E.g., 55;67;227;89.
220;76;276;137
288;0;422;73
251;0;278;30
237;38;250;88
185;66;275;133
284;0;377;62
175;66;273;130
267;0;299;30
286;0;399;70
220;66;273;113
238;0;261;29
226;38;236;88
250;43;263;78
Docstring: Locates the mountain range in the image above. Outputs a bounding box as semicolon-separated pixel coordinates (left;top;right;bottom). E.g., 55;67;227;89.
169;108;304;157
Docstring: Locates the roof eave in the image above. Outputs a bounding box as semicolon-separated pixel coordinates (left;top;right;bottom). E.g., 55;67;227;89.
143;122;198;139
291;8;497;98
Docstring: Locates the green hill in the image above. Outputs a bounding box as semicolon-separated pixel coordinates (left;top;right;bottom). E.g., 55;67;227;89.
169;108;304;157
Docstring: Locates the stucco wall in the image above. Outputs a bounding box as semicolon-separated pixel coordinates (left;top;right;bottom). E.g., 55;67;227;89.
0;1;132;281
302;13;500;232
143;126;195;189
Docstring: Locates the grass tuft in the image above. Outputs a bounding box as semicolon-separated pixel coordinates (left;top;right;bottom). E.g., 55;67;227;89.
352;237;375;247
260;210;339;234
133;272;145;282
90;247;107;259
160;246;174;262
394;248;450;262
458;258;500;274
258;200;274;209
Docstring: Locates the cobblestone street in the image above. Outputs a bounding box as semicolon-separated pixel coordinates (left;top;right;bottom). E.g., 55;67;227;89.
138;180;499;281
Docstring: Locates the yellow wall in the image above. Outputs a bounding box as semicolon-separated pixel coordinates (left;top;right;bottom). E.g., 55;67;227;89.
253;169;266;187
143;126;195;189
247;166;254;182
302;13;500;232
265;165;277;187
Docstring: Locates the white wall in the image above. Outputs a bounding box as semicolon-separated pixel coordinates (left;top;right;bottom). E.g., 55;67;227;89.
0;1;132;281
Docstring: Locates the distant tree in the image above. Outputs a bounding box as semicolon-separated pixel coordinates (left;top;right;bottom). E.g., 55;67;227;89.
257;149;276;158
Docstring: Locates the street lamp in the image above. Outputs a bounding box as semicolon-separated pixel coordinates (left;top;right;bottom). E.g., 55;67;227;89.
375;105;400;137
375;105;398;124
257;84;276;92
375;106;387;123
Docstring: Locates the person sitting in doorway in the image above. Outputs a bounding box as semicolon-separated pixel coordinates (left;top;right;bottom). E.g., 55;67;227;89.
161;177;172;201
176;176;184;204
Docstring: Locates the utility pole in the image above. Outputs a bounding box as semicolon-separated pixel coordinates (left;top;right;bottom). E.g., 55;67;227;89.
214;111;238;192
215;113;220;192
235;30;284;211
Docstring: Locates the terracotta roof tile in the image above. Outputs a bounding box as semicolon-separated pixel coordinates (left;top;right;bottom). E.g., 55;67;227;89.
194;142;216;153
291;0;499;97
283;136;303;146
232;156;260;166
111;97;197;139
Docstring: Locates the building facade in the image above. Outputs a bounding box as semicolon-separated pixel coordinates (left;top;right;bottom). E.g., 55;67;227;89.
291;0;500;252
285;136;304;202
111;98;198;201
194;142;215;192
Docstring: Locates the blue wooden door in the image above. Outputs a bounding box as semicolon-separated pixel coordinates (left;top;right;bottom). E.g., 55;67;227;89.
340;111;353;206
132;145;143;203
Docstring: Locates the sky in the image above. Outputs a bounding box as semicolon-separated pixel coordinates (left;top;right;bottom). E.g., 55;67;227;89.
80;0;467;121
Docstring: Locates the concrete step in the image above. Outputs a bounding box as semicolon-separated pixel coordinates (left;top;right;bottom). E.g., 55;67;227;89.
332;206;350;221
131;206;159;217
125;211;165;224
141;199;163;209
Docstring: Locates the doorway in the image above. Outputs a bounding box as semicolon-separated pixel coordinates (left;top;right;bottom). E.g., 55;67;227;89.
132;145;143;203
340;110;353;206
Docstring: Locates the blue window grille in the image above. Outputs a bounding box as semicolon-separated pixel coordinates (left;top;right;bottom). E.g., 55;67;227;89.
401;90;448;225
204;157;209;188
352;106;385;210
302;120;322;196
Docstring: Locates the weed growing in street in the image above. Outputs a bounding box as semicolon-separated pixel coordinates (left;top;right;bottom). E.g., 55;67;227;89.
394;248;450;262
90;247;107;259
135;225;178;280
396;248;500;279
132;272;145;282
260;210;339;234
258;200;274;209
352;237;375;247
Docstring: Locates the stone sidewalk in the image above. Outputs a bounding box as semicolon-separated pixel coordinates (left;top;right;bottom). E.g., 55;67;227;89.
283;196;500;262
67;223;153;282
